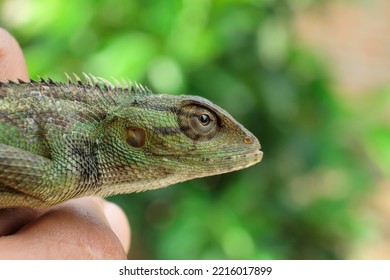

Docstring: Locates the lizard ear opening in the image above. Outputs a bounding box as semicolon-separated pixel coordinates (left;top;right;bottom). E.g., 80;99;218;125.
126;127;146;148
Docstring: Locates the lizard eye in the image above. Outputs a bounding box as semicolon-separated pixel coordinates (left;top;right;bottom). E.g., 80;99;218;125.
198;114;211;126
178;105;219;141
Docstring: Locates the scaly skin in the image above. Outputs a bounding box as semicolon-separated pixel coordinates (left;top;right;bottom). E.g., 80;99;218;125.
0;75;262;208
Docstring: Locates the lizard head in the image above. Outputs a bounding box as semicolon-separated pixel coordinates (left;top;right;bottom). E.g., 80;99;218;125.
105;94;262;192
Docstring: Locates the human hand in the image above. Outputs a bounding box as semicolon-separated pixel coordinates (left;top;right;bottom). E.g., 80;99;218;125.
0;28;130;259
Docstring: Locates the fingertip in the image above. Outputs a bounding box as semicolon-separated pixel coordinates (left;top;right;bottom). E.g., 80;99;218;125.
0;28;29;82
57;197;131;255
0;208;43;236
6;197;130;259
103;201;131;254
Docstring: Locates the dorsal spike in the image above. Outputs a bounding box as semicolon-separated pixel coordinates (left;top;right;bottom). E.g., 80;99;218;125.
97;77;114;90
111;76;122;88
65;73;73;84
144;85;152;94
17;79;28;84
89;74;100;86
133;81;139;91
82;72;93;86
73;73;81;82
121;78;129;89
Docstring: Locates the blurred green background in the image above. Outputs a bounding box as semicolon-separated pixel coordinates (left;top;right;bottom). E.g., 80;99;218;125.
1;0;389;259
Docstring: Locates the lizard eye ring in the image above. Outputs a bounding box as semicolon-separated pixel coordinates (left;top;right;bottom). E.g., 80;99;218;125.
178;105;219;141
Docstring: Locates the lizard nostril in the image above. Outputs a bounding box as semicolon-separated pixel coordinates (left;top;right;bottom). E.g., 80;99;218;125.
243;136;253;144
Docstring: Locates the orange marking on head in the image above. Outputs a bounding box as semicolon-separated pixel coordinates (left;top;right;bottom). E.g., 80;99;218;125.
243;136;253;144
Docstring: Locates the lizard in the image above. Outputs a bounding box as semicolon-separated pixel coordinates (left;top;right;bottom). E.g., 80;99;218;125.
0;74;262;208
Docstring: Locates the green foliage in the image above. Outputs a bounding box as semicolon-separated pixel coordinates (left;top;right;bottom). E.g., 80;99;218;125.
0;0;378;259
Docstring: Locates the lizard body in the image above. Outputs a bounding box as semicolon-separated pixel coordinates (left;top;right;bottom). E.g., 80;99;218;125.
0;75;262;208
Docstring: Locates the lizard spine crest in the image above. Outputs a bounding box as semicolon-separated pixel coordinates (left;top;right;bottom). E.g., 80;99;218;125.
0;72;153;98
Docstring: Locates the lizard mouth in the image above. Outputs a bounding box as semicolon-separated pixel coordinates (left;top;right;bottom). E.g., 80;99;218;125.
253;149;263;164
243;147;262;156
251;149;263;162
198;148;262;176
239;148;263;164
217;147;263;168
240;141;263;161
